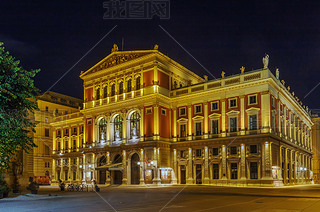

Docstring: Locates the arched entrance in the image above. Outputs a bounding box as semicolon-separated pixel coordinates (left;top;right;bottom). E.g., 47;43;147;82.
99;156;107;184
112;154;123;184
131;153;140;184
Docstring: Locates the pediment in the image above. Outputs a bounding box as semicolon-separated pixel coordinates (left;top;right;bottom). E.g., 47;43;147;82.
80;50;154;78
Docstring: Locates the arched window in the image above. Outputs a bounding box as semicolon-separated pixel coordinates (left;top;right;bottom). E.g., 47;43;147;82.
114;115;123;141
127;79;132;92
119;82;123;94
136;77;141;90
104;86;108;98
111;84;115;96
96;88;100;100
99;156;107;166
130;112;140;139
98;118;107;143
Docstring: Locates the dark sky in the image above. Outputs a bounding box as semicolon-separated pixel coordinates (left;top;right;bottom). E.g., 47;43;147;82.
1;0;320;110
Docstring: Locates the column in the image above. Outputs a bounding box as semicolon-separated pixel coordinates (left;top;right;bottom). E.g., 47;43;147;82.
173;108;177;142
240;95;245;135
262;142;272;180
52;159;56;182
284;148;288;183
204;103;209;139
279;146;283;181
68;158;72;182
154;104;159;140
261;91;271;133
203;146;209;184
122;117;127;144
172;149;177;184
82;154;86;183
106;152;111;185
122;150;127;184
140;107;144;142
76;157;80;181
240;144;246;180
92;153;95;181
69;126;72;151
221;99;226;137
60;158;64;181
153;147;161;184
289;150;293;184
139;149;145;185
188;105;192;140
53;130;56;153
294;151;298;183
187;147;194;184
221;145;227;180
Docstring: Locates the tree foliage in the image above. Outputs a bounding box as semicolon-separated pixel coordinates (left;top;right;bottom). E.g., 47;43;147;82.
0;42;40;173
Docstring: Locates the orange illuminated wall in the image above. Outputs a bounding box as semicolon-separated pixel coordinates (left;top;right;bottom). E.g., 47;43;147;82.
159;106;170;138
144;106;154;137
158;71;169;89
86;118;93;144
143;70;154;87
85;88;93;102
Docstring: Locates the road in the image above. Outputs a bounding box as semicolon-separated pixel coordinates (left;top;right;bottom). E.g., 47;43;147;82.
2;185;320;212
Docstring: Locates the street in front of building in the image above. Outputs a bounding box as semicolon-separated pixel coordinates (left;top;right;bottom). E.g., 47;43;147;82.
2;185;320;212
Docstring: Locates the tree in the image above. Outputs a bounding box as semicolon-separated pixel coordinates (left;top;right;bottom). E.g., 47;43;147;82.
0;42;40;173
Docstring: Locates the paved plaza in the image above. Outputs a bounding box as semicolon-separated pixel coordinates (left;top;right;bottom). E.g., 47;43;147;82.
2;185;320;211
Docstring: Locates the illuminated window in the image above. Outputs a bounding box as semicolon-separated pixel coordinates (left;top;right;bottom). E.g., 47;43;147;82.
111;84;115;96
104;86;108;98
127;79;132;92
211;119;219;134
130;112;140;139
231;163;238;179
229;99;237;108
211;102;218;110
180;124;186;137
119;82;123;94
229;117;237;132
73;127;77;134
113;115;123;141
98;118;107;142
136;77;141;90
195;105;202;114
179;107;186;116
195;122;202;136
249;114;258;130
96;88;100;100
249;95;257;104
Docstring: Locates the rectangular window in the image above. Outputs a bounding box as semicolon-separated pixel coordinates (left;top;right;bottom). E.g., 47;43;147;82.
249;114;258;130
230;146;237;155
57;142;61;151
229;99;237;108
65;141;68;150
179;107;186;116
250;162;258;179
212;164;219;179
45;128;49;137
196;149;202;157
73;127;77;134
65;129;69;135
73;139;76;149
211;119;219;134
249;95;257;104
211;102;218;110
212;148;219;156
250;145;257;153
146;107;152;114
45;106;49;112
230;117;237;132
231;163;238;179
195;105;202;114
180;124;186;137
195;122;202;136
180;150;186;158
161;108;166;116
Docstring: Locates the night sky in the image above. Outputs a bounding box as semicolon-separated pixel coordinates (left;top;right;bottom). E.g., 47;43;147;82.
1;0;320;111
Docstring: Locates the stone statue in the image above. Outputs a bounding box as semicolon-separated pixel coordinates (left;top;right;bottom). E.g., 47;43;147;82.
276;68;279;80
132;126;138;139
287;86;290;91
111;44;119;53
221;71;225;79
240;66;245;74
292;91;295;96
262;54;269;69
203;75;208;82
100;131;105;141
154;44;159;50
115;128;121;141
281;80;285;86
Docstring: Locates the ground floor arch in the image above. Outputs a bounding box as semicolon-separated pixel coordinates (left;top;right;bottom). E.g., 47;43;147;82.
131;153;140;184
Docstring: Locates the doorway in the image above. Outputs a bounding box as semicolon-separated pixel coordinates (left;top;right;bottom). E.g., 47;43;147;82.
196;164;202;184
112;154;123;185
180;165;186;184
131;153;140;184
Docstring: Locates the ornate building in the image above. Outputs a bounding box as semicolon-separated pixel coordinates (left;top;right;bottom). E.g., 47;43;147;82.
312;115;320;183
51;45;313;187
6;92;82;187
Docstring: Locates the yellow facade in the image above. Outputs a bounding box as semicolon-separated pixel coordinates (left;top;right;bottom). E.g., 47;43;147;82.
51;46;313;187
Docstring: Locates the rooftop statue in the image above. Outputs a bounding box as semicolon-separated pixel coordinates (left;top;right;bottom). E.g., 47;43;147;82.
240;66;245;74
262;54;269;69
221;71;225;79
111;44;119;53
